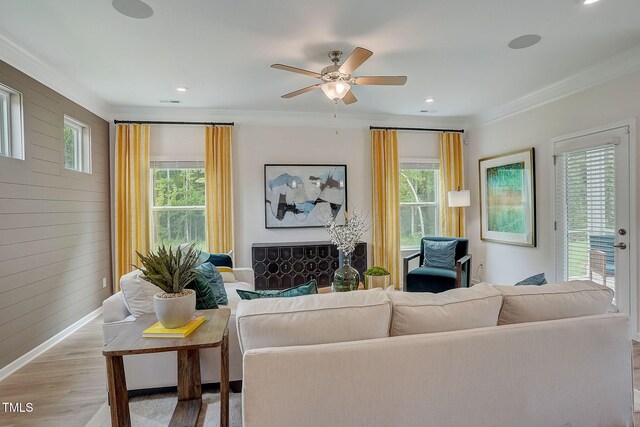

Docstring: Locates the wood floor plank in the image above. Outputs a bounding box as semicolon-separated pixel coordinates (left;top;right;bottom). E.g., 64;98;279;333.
0;315;106;426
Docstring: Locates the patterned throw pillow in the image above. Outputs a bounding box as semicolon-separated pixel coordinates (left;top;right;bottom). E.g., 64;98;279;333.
515;273;547;286
195;262;228;305
236;280;318;300
422;240;457;270
187;270;219;310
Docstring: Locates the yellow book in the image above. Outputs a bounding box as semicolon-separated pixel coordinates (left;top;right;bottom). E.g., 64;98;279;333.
142;316;205;338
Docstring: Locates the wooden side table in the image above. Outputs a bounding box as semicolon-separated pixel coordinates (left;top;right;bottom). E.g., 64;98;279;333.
103;308;231;427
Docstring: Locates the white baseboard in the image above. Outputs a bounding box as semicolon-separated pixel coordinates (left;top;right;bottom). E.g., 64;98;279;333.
0;307;103;382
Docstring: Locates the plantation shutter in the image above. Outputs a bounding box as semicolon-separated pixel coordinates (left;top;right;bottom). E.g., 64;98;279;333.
554;140;617;283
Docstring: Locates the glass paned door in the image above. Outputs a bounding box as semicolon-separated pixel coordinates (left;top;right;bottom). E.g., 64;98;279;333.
554;127;630;313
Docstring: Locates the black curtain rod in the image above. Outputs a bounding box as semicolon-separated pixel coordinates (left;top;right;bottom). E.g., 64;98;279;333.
370;126;464;133
114;120;234;126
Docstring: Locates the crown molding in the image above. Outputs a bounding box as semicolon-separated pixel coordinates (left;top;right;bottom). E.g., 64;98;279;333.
469;44;640;129
0;32;111;120
110;106;468;130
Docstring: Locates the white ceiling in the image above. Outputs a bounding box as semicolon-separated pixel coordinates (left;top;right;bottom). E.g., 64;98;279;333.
1;0;640;119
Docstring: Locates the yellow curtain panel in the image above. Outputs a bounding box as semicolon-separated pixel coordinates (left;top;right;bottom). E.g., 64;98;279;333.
204;125;234;255
114;124;150;290
371;129;401;289
439;132;465;237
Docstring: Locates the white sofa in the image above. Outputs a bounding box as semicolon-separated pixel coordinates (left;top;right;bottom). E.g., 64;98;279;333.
102;268;254;391
236;281;634;427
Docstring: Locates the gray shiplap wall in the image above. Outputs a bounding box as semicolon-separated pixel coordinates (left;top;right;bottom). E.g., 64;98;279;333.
0;60;111;369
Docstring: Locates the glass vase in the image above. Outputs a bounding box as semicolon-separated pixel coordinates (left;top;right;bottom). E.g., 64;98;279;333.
333;253;360;292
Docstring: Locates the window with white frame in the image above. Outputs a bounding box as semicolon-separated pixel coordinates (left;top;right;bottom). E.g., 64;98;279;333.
151;161;206;250
0;83;24;160
399;160;441;250
64;116;91;173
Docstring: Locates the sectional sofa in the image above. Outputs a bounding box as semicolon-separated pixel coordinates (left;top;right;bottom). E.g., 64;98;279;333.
102;272;633;426
236;281;633;427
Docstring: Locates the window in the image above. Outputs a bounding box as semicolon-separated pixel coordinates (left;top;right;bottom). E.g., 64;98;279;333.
399;160;440;249
151;161;206;250
0;83;24;160
64;115;91;173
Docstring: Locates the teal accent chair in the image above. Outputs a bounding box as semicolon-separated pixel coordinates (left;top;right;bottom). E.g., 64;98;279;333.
403;237;472;293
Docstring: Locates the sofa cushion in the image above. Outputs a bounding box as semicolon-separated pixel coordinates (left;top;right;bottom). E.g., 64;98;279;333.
119;269;162;317
387;284;503;336
236;280;317;300
422;239;457;269
407;267;456;280
236;288;392;353
493;280;614;325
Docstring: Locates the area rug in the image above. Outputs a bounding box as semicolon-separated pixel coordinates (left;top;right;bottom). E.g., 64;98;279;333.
85;391;242;427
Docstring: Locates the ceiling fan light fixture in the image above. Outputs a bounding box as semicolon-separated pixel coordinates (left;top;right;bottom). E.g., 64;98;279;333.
321;81;351;101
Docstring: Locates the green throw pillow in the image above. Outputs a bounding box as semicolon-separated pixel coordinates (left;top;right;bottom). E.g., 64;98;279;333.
196;262;228;305
187;270;219;310
237;280;318;300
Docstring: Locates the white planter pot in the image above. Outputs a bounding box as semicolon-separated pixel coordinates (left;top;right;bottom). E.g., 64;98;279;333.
153;289;196;329
364;274;390;290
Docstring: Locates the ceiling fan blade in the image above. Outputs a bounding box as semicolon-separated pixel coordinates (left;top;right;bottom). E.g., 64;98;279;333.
339;47;373;75
353;76;407;86
271;64;321;78
342;90;357;105
281;84;321;98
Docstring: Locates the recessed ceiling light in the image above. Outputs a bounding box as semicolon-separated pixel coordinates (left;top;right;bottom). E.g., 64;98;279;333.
425;97;435;103
112;0;153;19
508;34;542;50
581;0;600;4
176;86;188;92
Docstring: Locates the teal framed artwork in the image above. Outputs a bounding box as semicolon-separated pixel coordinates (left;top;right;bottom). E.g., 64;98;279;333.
479;148;536;247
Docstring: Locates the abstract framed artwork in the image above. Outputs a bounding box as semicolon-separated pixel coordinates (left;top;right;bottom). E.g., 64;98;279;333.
479;148;536;247
264;164;347;229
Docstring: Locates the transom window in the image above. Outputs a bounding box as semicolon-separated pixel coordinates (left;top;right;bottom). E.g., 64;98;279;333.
64;115;91;173
399;160;440;250
151;161;206;250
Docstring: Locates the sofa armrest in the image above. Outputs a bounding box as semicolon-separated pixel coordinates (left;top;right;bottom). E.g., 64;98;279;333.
102;291;131;323
403;252;420;291
234;268;255;290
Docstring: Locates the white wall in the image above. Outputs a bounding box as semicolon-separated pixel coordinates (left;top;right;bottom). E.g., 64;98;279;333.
465;69;640;326
149;124;440;268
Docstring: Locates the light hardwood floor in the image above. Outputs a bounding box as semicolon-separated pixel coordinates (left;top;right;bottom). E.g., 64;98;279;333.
0;315;639;426
0;315;106;427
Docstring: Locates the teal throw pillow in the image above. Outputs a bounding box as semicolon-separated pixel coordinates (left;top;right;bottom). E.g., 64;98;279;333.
515;273;547;286
195;262;228;305
207;253;233;268
422;240;457;269
187;271;219;310
237;280;318;300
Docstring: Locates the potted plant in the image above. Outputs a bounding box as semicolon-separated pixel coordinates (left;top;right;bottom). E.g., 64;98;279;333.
136;245;200;329
364;266;391;289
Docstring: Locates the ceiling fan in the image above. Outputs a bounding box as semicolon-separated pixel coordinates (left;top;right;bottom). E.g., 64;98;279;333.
271;47;407;105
